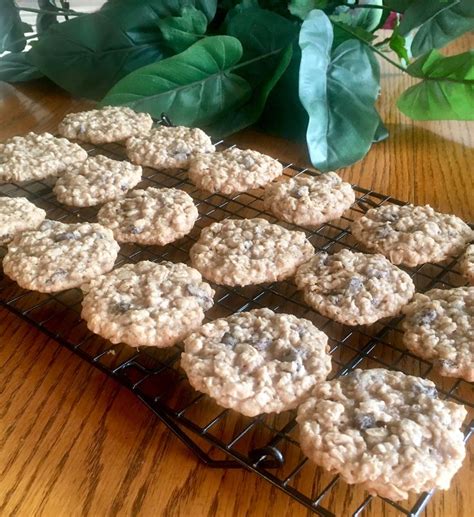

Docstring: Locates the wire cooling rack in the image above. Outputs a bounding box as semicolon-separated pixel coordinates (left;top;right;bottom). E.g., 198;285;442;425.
0;122;472;517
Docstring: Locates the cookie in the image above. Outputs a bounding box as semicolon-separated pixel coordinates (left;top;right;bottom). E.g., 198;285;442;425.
402;287;473;382
181;308;331;416
53;155;142;207
97;187;198;245
264;172;355;227
126;126;215;170
81;261;214;348
295;249;415;326
459;244;474;284
351;204;473;267
0;132;88;183
58;106;153;144
188;147;283;194
190;218;314;286
297;368;467;501
0;197;46;245
3;220;119;292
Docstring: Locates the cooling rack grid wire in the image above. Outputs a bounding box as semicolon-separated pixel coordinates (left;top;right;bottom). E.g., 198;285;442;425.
0;125;472;516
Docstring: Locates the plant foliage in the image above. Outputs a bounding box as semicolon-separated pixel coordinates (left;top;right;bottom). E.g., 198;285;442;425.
0;0;472;170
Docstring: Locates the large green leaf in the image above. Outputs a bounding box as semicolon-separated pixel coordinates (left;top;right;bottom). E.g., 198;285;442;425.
299;10;381;171
158;6;208;53
205;44;293;136
411;0;474;57
0;52;44;82
1;0;26;52
101;0;217;22
398;0;459;36
397;49;474;120
101;36;252;127
29;1;167;100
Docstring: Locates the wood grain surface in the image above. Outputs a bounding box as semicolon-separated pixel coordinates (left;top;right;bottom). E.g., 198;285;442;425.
0;43;473;517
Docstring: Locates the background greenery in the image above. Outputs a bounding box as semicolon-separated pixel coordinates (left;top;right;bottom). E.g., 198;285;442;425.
0;0;473;171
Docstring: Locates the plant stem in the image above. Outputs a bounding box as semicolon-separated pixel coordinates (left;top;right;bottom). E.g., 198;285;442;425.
17;7;83;16
333;21;406;71
340;2;392;10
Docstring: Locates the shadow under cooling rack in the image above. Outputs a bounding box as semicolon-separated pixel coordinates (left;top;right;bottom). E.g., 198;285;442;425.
0;134;472;517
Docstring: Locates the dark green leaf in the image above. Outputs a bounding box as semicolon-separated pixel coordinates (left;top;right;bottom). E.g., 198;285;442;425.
205;44;293;136
225;8;298;87
299;10;381;171
288;0;328;20
382;1;411;12
29;1;167;100
397;50;474;120
1;0;26;52
101;0;217;22
411;0;474;57
331;20;376;49
398;0;458;36
101;36;252;126
0;52;44;82
158;6;207;53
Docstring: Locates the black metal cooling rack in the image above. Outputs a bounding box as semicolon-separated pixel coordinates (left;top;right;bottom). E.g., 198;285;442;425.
0;122;472;517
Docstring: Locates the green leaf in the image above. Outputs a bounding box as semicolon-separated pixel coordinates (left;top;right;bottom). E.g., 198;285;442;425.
225;8;298;87
0;52;44;82
331;20;376;49
299;10;381;171
288;0;328;20
101;0;217;22
382;0;411;12
206;44;293;136
101;36;252;127
411;0;474;57
389;27;411;64
1;0;26;52
158;6;207;53
398;0;459;36
397;50;474;120
29;1;167;100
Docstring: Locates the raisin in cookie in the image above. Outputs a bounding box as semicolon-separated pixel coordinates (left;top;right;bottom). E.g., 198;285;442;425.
53;155;142;207
81;261;214;348
58;106;153;144
264;172;355;227
190;218;314;286
126;126;215;169
297;368;467;501
0;197;46;245
97;187;198;245
460;244;474;284
188;147;283;194
181;308;331;416
0;132;87;183
351;204;473;267
295;249;415;326
402;287;473;382
3;220;119;292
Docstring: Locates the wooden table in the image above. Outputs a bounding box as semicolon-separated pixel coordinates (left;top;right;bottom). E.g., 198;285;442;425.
0;57;473;517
